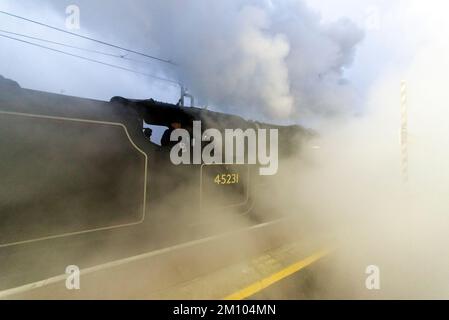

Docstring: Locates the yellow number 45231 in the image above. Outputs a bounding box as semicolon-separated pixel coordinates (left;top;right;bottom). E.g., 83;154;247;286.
214;173;239;185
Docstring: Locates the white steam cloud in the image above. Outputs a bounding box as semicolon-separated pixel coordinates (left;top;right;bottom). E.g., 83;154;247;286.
0;0;363;120
127;0;364;119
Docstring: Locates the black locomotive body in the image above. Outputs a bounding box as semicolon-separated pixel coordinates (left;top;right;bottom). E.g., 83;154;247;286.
0;77;311;290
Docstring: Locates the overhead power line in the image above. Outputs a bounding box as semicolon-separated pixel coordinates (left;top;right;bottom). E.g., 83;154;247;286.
0;33;180;87
0;29;156;65
0;10;176;66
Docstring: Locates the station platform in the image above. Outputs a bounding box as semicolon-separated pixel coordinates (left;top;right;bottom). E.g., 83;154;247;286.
0;217;330;300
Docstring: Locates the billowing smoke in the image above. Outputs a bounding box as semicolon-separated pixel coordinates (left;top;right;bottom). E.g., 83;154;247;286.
0;0;363;120
144;0;364;119
259;0;449;298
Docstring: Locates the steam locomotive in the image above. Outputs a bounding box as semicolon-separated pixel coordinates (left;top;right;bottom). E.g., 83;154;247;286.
0;76;311;290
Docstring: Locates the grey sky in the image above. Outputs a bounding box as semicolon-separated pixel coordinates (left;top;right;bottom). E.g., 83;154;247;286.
0;0;414;123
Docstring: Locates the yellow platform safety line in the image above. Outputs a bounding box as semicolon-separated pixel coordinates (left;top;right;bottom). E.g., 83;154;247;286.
224;249;330;300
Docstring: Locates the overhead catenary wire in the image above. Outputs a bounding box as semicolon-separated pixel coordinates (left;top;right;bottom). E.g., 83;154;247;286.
0;10;176;66
0;29;157;65
0;33;180;87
